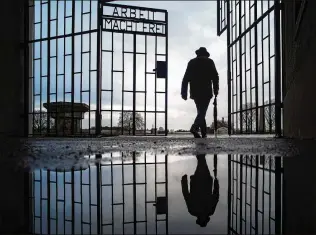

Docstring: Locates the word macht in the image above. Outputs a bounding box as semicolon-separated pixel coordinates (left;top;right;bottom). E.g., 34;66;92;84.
103;18;165;35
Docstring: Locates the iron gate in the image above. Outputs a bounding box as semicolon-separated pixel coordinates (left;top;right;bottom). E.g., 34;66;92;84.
25;0;168;137
28;152;168;234
217;0;283;136
227;155;283;235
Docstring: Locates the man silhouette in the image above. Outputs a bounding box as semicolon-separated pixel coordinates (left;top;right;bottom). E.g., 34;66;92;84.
181;154;219;227
181;47;219;138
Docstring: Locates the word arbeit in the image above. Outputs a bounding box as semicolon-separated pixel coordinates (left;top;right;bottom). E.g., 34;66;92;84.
102;6;166;35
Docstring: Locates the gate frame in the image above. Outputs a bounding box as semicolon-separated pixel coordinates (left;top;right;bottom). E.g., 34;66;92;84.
24;0;168;137
217;0;283;137
99;1;168;137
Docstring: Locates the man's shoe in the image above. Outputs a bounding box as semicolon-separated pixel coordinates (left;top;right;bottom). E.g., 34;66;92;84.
190;125;201;138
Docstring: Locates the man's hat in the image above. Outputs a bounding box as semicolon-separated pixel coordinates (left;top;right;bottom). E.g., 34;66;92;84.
196;216;211;227
195;47;210;57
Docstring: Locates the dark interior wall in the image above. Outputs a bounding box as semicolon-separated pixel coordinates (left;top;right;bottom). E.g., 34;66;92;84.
283;0;316;139
283;152;316;234
0;0;30;233
0;0;25;137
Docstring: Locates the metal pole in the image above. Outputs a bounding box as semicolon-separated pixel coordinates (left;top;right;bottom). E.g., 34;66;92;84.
71;0;75;135
96;0;102;136
227;155;232;233
165;12;168;136
217;0;220;36
238;0;243;134
96;162;101;235
254;0;259;133
239;155;243;234
133;34;136;136
24;0;30;137
165;154;169;233
274;0;282;137
226;0;232;135
133;152;137;234
275;157;282;234
71;169;75;234
47;0;51;136
255;156;259;234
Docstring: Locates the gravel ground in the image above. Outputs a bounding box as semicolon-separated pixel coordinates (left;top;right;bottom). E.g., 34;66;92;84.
1;135;311;171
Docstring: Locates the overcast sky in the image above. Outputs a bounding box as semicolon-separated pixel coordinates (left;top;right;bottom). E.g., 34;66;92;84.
32;0;275;131
112;0;228;130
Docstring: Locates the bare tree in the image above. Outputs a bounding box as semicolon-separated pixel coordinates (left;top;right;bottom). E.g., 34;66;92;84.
264;100;275;132
241;103;256;133
238;100;276;133
33;110;54;133
117;112;144;131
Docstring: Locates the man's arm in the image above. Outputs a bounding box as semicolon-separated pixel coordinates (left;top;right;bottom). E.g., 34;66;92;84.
181;61;192;100
211;60;219;96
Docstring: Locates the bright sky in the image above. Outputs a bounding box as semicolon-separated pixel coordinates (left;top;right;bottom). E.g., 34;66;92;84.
32;1;228;131
32;1;276;131
112;1;228;130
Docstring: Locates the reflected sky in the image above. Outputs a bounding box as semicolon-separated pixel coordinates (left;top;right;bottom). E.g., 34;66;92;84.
28;152;283;235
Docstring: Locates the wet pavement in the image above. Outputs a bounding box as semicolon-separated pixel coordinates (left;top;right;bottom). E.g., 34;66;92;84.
12;136;304;171
1;137;316;234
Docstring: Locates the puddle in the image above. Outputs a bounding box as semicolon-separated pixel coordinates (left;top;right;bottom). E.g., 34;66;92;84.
27;152;289;234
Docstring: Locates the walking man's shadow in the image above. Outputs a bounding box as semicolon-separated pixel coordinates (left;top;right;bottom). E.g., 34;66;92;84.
181;154;219;227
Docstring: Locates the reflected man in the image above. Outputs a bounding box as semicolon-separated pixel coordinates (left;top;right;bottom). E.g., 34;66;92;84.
181;154;219;227
181;47;219;138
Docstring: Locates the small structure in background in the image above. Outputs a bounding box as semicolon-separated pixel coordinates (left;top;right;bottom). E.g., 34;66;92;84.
43;102;89;136
208;117;229;134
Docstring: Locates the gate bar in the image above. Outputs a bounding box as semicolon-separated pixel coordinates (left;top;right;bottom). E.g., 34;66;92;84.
71;0;76;135
227;0;232;135
24;0;30;137
133;34;137;135
96;0;102;135
274;0;282;137
254;0;259;133
165;12;169;136
239;0;243;134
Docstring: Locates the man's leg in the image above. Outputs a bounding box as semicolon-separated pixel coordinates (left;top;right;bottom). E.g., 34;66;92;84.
200;98;211;138
191;99;203;138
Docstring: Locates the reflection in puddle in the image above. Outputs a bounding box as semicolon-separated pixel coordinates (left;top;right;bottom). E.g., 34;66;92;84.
28;152;283;234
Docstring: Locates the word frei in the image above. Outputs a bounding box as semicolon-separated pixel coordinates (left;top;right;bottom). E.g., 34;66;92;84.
102;6;166;35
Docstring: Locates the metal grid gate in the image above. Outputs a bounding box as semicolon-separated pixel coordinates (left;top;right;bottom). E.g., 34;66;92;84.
227;155;283;235
100;3;168;136
24;0;168;137
217;0;283;136
28;152;168;234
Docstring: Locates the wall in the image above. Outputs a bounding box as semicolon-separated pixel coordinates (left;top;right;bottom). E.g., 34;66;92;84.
283;0;316;139
283;144;316;234
0;0;26;137
0;0;30;233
